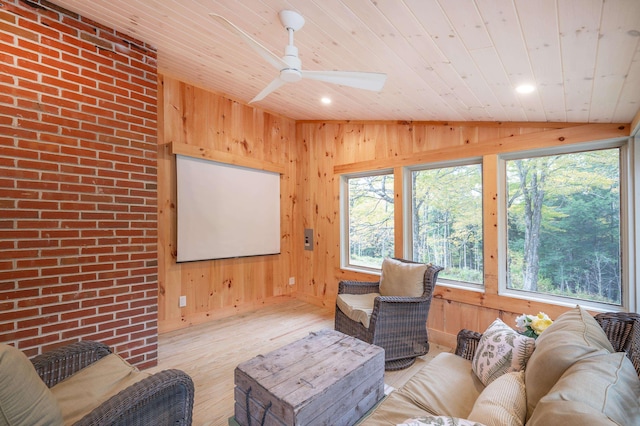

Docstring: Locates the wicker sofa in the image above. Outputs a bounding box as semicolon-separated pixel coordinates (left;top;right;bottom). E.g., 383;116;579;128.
0;340;194;425
359;307;640;425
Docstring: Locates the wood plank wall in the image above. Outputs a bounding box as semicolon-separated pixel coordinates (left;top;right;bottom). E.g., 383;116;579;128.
158;76;297;332
159;75;631;346
294;120;630;348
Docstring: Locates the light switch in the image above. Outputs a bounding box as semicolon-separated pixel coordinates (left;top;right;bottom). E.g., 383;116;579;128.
304;228;314;251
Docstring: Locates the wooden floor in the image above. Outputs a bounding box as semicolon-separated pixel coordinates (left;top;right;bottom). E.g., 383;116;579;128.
149;298;451;426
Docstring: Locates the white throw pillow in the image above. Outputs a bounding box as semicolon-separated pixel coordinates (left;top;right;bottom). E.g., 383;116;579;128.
471;318;535;386
379;258;428;297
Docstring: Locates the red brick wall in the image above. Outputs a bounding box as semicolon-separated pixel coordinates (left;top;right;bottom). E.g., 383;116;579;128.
0;0;159;368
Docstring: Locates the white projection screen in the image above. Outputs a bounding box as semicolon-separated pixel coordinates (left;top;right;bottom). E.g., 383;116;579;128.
176;154;281;262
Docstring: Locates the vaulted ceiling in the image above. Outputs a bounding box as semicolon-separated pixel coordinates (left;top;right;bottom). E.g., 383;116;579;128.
51;0;640;123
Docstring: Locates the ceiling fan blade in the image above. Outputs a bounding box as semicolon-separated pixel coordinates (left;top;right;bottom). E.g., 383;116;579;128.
250;78;285;103
301;71;387;92
209;13;287;71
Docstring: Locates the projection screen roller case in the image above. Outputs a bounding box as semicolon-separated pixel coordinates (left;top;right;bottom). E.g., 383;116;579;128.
176;154;281;262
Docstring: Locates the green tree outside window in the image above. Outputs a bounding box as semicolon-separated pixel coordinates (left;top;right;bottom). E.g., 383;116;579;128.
506;149;621;305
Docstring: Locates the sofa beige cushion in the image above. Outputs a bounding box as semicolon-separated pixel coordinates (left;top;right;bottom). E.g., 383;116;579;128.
399;352;484;418
472;319;535;386
379;258;428;297
51;353;149;425
360;353;484;425
467;371;526;426
0;343;64;426
528;351;640;426
336;293;380;328
359;390;432;425
524;305;615;420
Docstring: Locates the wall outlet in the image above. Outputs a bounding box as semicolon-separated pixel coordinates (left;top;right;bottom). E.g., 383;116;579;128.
179;295;187;307
288;277;295;286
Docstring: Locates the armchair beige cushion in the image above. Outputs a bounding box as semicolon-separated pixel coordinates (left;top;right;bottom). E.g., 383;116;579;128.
51;353;150;425
335;292;380;328
379;257;428;297
0;343;63;426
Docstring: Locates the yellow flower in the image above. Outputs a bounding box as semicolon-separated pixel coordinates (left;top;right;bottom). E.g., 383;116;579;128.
530;312;553;334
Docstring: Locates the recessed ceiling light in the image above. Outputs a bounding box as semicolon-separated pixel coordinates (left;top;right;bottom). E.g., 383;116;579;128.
515;84;536;94
321;97;331;105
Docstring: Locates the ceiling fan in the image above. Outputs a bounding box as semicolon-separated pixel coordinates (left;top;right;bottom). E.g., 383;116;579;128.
209;10;387;103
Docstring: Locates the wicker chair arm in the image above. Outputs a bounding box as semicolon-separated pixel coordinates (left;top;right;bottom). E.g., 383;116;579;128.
374;295;430;304
454;329;483;361
595;311;640;377
31;341;112;388
337;280;380;295
369;296;431;332
594;312;638;352
73;369;195;426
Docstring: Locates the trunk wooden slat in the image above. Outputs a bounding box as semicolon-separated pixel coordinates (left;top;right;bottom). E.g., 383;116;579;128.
234;329;385;426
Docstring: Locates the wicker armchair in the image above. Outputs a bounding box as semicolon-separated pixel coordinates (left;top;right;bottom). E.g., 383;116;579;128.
454;311;640;378
29;341;195;425
335;259;443;370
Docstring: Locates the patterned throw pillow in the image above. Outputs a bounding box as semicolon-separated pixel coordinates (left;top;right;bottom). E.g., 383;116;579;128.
471;319;535;386
398;416;486;426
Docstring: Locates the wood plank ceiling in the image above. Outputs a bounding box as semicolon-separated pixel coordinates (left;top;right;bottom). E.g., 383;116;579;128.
50;0;640;123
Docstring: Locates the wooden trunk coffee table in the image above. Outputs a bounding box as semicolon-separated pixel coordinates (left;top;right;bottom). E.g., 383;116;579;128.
233;328;385;426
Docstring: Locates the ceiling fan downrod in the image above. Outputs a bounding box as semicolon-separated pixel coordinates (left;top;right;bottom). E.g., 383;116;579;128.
279;10;304;82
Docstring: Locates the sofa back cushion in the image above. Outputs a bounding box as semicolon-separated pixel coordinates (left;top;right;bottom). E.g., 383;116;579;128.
379;258;427;297
528;351;640;425
0;343;64;426
524;305;615;420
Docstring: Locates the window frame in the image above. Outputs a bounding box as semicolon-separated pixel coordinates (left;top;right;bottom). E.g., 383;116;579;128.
404;158;485;290
497;139;633;312
340;169;395;274
337;136;637;313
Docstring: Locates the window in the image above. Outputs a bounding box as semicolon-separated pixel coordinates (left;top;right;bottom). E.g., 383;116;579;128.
338;138;633;311
342;172;394;270
409;163;483;285
505;148;622;306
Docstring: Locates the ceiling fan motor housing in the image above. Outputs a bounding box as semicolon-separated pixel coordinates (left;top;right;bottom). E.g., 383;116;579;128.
280;69;302;83
280;45;302;82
